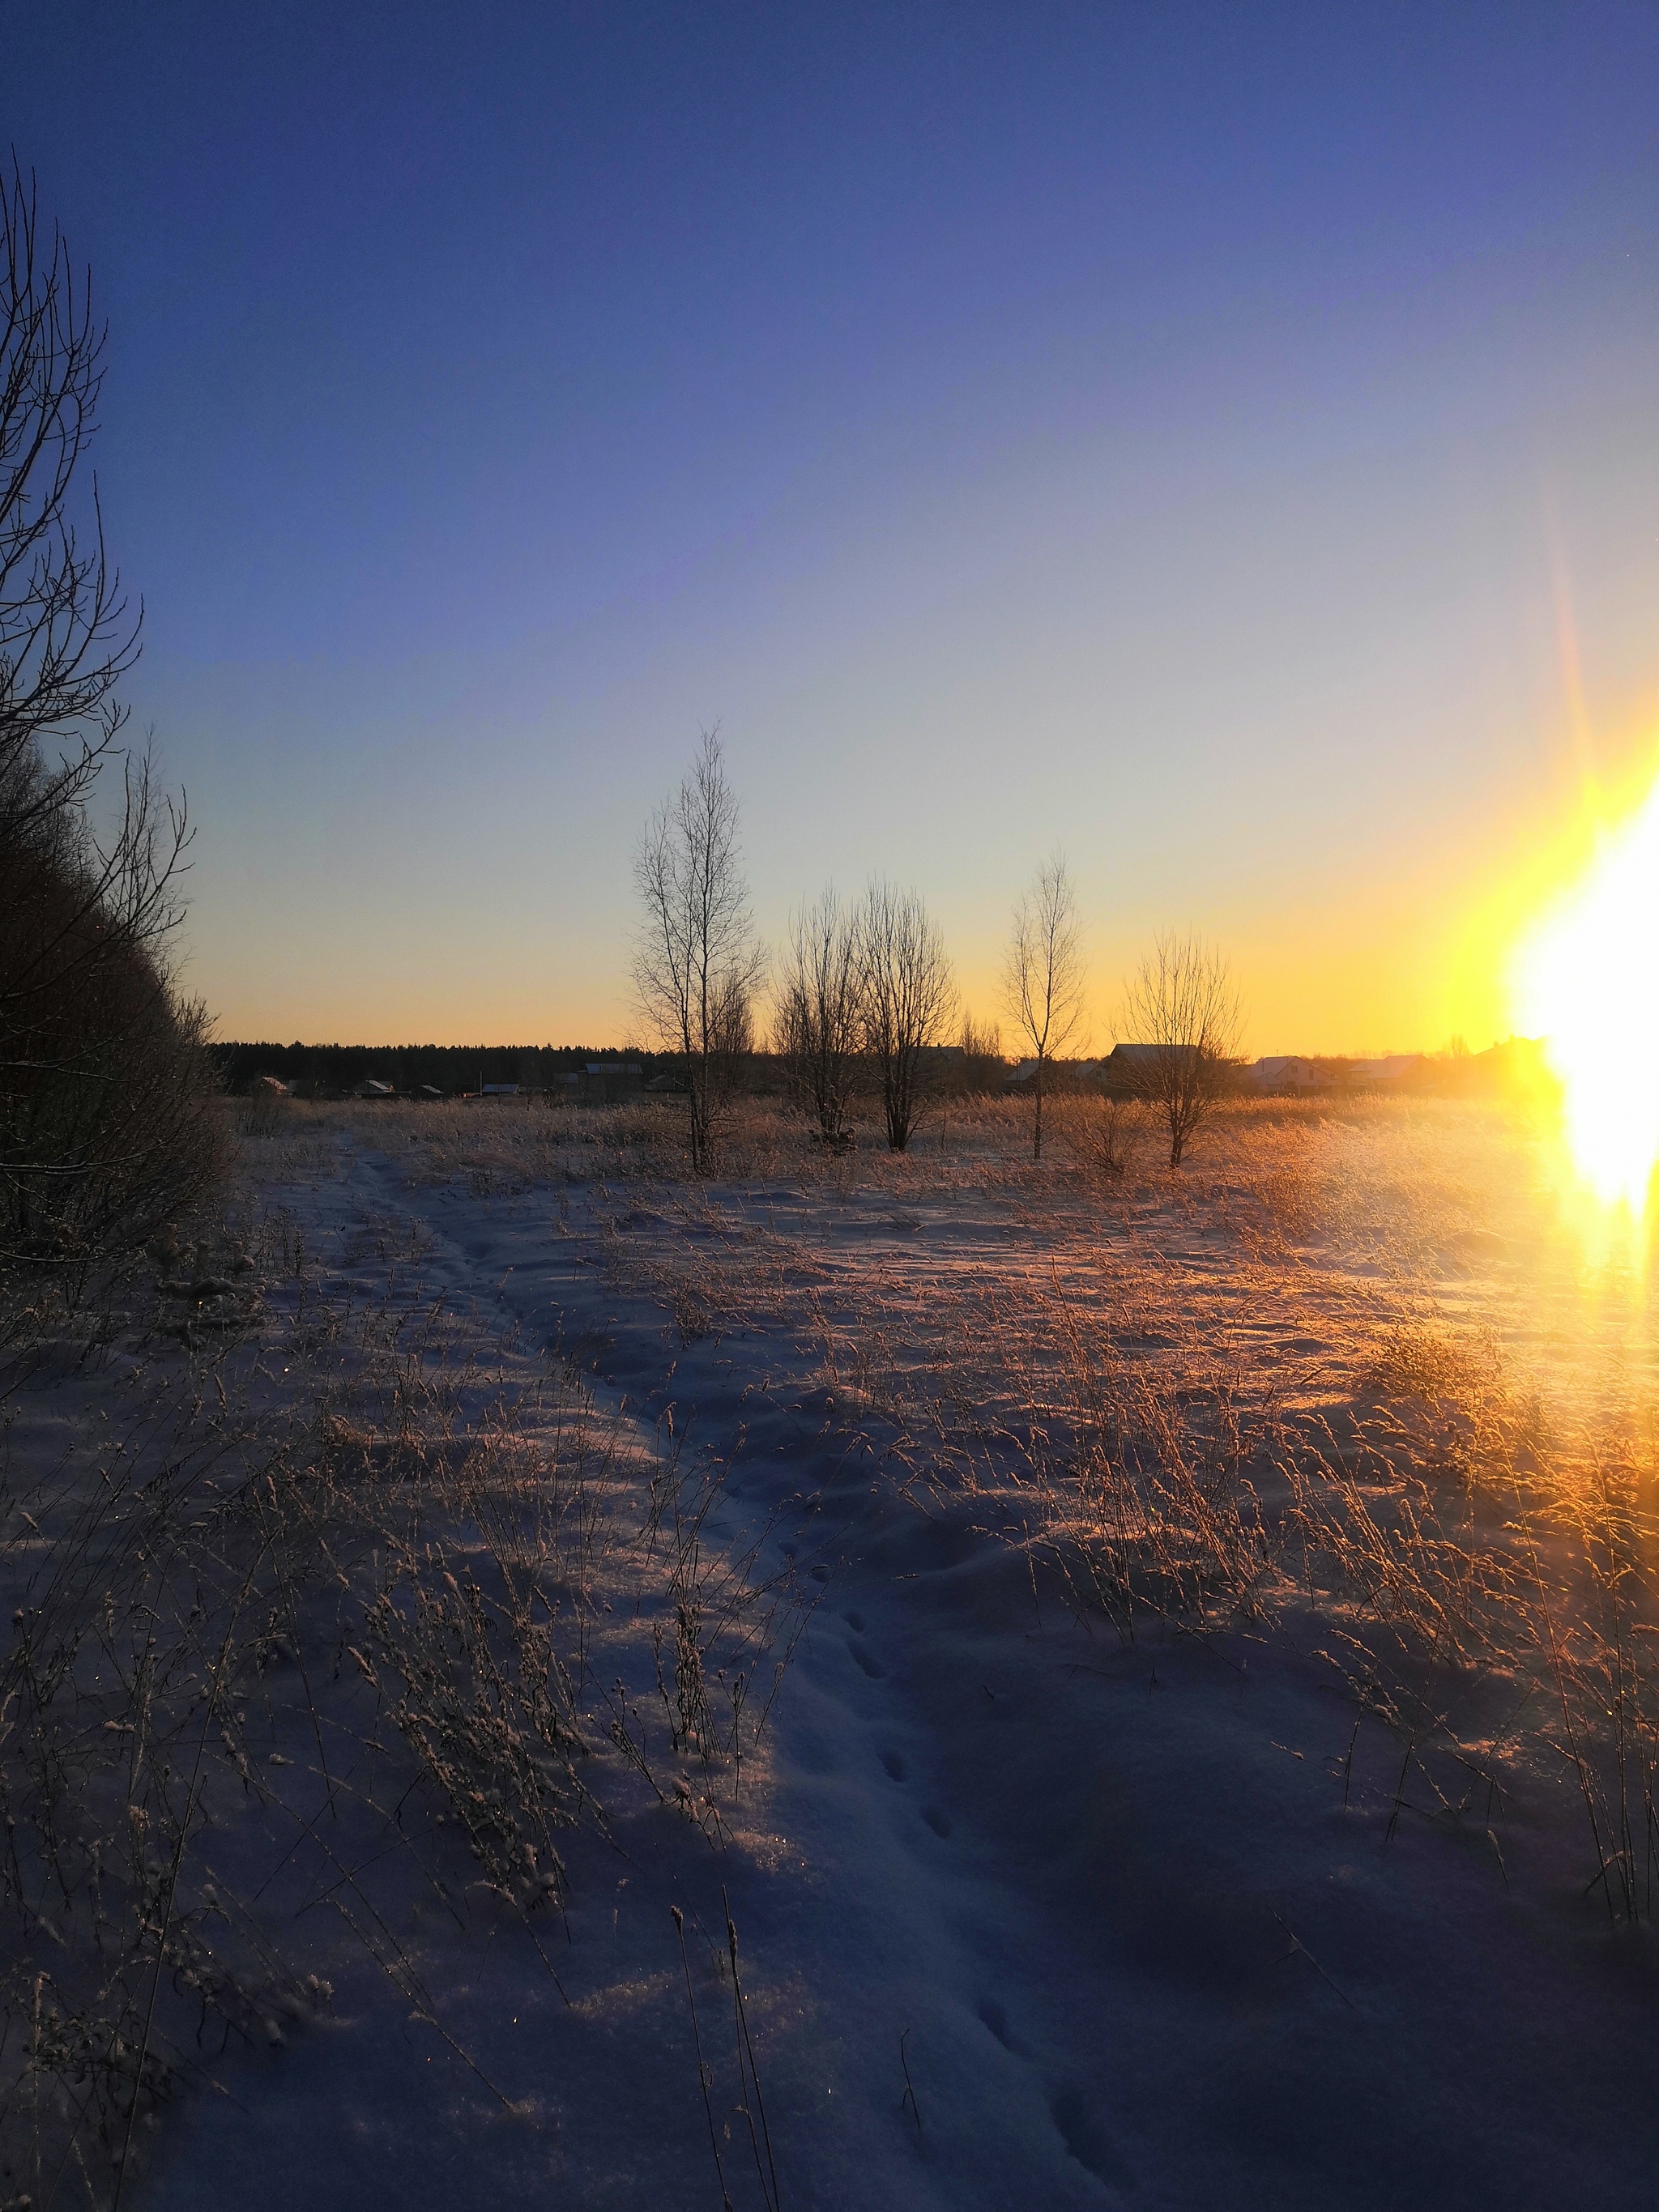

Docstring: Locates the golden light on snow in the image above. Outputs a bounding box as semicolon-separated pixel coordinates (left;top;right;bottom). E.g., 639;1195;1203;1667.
1512;763;1659;1218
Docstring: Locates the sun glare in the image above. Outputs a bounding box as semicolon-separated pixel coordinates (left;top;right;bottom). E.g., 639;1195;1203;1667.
1512;764;1659;1218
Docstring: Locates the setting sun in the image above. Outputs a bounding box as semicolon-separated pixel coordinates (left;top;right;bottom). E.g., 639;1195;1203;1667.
1512;760;1659;1217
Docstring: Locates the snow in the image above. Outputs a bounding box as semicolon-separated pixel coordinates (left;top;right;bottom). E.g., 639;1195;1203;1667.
8;1101;1659;2209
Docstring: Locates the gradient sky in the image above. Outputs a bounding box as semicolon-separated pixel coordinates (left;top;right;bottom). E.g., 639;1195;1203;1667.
9;2;1659;1052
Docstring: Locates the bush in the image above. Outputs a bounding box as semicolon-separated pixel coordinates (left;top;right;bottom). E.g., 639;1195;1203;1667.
0;795;224;1294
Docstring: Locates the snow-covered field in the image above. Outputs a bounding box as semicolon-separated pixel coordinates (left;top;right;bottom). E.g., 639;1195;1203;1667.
6;1092;1659;2209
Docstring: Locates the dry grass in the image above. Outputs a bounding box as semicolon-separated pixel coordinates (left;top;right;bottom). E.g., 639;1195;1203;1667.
580;1089;1659;1919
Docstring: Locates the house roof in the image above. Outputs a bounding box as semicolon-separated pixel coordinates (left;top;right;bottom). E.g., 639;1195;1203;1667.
1354;1054;1424;1080
1251;1055;1326;1080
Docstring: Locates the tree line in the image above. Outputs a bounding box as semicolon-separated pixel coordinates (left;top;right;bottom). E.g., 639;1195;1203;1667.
633;731;1243;1171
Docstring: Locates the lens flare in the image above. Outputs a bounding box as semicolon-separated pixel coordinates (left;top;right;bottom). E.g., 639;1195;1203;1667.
1512;767;1659;1218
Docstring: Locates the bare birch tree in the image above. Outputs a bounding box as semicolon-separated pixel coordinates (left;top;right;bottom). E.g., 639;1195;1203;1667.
632;728;766;1172
774;886;866;1147
1118;931;1242;1169
860;880;957;1153
1003;853;1087;1161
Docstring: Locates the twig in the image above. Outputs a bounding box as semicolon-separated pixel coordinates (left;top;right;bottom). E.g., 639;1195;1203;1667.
899;2027;923;2130
672;1905;732;2211
723;1887;782;2212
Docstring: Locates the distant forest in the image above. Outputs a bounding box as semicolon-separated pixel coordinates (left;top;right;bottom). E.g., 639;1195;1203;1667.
211;1043;668;1095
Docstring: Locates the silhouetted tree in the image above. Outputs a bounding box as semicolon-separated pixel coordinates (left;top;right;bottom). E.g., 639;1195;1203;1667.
1003;853;1087;1161
1118;932;1242;1169
860;881;956;1153
0;162;141;829
774;886;866;1147
632;729;766;1171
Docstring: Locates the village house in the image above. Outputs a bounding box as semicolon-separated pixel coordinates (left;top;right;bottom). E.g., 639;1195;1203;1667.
1248;1055;1328;1094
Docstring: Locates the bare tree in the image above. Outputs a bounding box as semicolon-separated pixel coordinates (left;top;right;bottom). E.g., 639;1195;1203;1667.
1003;853;1087;1161
1;164;216;1289
860;880;957;1153
632;728;766;1172
774;886;866;1147
1;159;143;845
1117;932;1243;1169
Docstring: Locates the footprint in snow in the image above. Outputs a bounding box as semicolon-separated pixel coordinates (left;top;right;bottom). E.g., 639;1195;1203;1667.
880;1750;906;1782
1050;2086;1133;2189
977;1997;1014;2051
849;1643;885;1679
843;1609;864;1631
923;1806;951;1839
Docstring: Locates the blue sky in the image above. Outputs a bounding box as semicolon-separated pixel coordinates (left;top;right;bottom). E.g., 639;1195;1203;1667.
10;2;1659;1047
